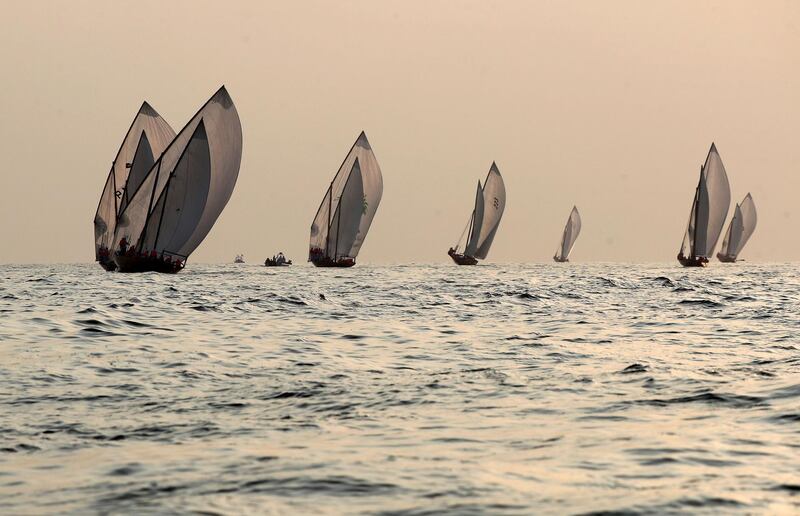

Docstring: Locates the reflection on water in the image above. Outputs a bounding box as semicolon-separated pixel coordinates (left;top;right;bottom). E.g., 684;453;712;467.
0;263;798;514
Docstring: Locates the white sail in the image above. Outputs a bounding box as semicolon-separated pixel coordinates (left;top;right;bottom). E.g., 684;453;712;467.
693;171;711;257
119;132;156;213
464;181;485;257
680;170;702;257
473;162;506;260
326;159;365;260
114;86;242;256
94;102;174;257
139;121;212;256
308;132;383;261
696;143;731;257
556;206;582;261
720;193;757;259
679;144;731;258
93;170;116;258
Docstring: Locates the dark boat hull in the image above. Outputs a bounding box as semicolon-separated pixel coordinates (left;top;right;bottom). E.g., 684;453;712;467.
448;251;478;266
716;253;736;263
265;259;292;267
553;257;569;263
310;257;355;268
114;254;185;274
98;258;117;271
678;255;708;267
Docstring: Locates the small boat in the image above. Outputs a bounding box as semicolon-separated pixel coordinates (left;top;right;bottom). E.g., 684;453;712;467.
113;87;243;273
265;257;292;267
93;102;175;271
553;206;581;263
717;193;757;262
448;162;506;265
677;143;731;267
308;132;383;268
234;254;245;263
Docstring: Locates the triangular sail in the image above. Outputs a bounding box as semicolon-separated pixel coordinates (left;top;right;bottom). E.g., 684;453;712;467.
473;162;506;260
325;159;364;260
93;102;174;258
679;144;731;259
720;193;757;259
119;131;156;213
139;121;212;257
680;171;702;257
693;172;711;257
114;87;242;257
556;206;582;261
696;143;731;257
93;170;116;258
308;132;383;261
464;181;485;257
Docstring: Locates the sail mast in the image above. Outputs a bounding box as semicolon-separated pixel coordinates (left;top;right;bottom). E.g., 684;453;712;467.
691;167;703;257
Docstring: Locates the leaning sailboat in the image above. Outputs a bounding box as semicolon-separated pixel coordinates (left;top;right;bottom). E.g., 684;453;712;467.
553;206;581;262
93;102;175;271
448;162;506;265
112;86;243;273
308;131;383;267
677;143;731;267
717;193;757;262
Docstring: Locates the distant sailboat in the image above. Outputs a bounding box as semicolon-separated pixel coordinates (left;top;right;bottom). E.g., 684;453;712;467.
448;162;506;265
553;206;581;263
234;254;245;264
717;193;757;262
93;102;175;271
113;87;243;273
678;143;731;267
308;132;383;267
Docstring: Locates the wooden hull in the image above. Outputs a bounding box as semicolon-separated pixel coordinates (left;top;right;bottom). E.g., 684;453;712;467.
114;253;185;274
678;255;708;267
553;257;569;263
716;253;736;263
98;258;117;271
448;251;478;266
310;257;355;268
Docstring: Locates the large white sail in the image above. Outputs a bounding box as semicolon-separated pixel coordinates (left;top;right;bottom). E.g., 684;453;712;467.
719;193;757;260
679;144;731;259
464;181;485;257
326;159;365;260
556;206;582;261
93;102;174;257
114;87;242;256
473;162;506;260
696;143;731;257
139;122;212;256
308;132;383;261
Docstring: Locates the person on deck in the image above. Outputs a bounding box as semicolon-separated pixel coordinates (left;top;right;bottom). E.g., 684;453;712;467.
119;238;129;255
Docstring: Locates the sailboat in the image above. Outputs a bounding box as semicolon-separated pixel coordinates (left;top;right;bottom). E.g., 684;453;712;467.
553;206;581;262
308;132;383;267
448;162;506;265
93;102;175;271
113;86;243;273
717;193;757;262
677;143;731;267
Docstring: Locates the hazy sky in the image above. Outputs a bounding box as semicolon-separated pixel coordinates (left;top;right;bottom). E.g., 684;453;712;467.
1;1;798;263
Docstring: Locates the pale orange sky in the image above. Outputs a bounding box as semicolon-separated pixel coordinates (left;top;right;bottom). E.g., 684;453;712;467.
0;1;798;263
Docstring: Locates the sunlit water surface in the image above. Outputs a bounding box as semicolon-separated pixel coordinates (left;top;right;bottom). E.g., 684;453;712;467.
1;263;798;514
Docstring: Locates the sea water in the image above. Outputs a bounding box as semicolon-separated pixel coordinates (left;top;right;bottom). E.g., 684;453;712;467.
0;263;798;514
